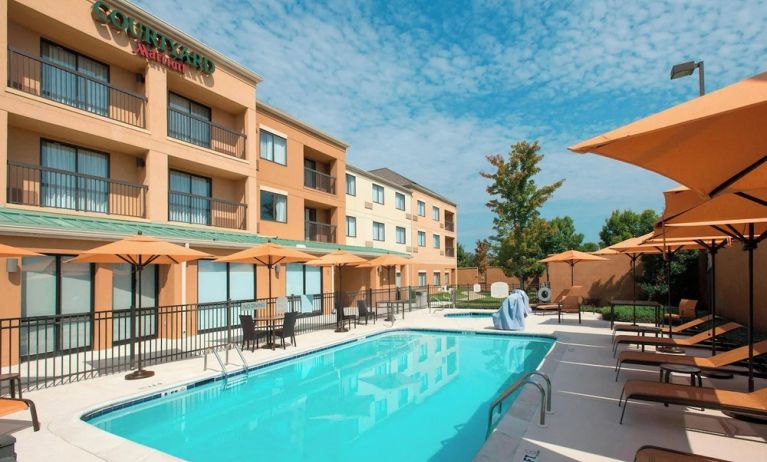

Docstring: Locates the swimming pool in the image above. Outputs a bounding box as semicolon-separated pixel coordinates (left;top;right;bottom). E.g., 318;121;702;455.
86;330;553;462
444;312;493;318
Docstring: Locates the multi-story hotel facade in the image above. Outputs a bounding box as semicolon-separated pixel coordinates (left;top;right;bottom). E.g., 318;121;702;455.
0;0;457;349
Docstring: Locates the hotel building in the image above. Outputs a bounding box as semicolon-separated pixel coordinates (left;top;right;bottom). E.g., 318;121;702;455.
0;0;457;361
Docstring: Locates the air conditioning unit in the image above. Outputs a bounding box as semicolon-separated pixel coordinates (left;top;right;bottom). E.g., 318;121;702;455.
365;241;373;247
440;251;445;256
440;223;444;229
364;202;373;209
412;216;418;222
405;213;412;220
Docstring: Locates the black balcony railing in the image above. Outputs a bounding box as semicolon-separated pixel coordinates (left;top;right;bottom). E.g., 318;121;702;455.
167;108;246;159
445;247;455;257
304;167;336;194
305;220;336;243
168;191;246;230
7;48;146;128
7;161;147;218
445;220;455;232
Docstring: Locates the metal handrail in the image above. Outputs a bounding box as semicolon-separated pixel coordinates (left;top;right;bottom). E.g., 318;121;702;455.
203;343;249;378
486;371;552;438
203;346;228;378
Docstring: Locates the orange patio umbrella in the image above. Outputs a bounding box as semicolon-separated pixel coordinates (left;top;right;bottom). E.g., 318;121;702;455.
539;249;607;286
306;250;366;333
215;242;315;304
569;71;767;197
665;189;767;391
358;254;411;321
69;233;211;380
0;243;43;258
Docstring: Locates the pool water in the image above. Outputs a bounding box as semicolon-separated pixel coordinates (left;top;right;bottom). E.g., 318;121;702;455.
87;330;553;462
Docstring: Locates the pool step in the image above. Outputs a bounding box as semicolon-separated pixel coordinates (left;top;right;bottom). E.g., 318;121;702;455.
224;373;248;389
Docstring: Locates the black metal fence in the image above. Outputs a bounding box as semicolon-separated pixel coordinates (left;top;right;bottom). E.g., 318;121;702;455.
168;191;247;230
167;108;246;159
303;167;336;194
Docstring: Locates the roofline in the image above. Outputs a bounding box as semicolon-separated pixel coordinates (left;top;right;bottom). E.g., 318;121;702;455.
346;164;411;193
112;0;263;85
370;168;457;207
256;100;350;149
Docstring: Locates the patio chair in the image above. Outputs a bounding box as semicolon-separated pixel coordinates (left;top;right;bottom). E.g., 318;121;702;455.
663;299;698;324
615;339;767;381
612;322;741;356
557;294;582;324
239;315;267;351
535;286;582;314
0;397;39;432
274;312;298;349
613;314;714;338
357;300;375;325
634;445;731;462
619;380;767;424
340;305;358;328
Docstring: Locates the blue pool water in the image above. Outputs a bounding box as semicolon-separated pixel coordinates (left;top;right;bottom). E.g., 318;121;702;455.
444;312;493;318
87;330;553;462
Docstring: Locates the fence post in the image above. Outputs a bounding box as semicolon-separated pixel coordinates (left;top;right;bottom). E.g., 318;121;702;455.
427;285;431;310
225;299;232;363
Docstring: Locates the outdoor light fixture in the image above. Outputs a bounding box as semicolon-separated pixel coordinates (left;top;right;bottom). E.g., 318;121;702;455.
274;263;281;275
670;60;705;96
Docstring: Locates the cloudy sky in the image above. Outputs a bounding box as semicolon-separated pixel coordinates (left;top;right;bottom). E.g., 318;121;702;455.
135;0;767;246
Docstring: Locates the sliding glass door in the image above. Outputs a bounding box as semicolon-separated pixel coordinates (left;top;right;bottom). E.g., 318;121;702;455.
197;261;255;332
41;140;109;213
112;264;157;344
41;41;109;116
169;170;211;225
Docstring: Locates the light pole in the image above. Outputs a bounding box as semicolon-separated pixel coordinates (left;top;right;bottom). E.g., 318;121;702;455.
670;60;704;96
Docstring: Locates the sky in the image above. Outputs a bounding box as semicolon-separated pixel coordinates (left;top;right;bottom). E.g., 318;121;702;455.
135;0;767;247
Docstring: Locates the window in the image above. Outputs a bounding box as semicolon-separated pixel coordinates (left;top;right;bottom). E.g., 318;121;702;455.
41;40;109;116
372;184;385;204
395;192;405;210
21;256;93;356
41;140;109;214
418;231;426;247
168;92;212;148
433;234;441;249
417;200;426;216
373;222;385;241
197;261;256;331
286;263;323;298
418;271;427;286
169;170;212;225
260;190;287;222
259;129;287;165
432;206;440;221
113;264;157;342
346;174;356;196
396;226;406;244
433;272;441;286
346;216;357;237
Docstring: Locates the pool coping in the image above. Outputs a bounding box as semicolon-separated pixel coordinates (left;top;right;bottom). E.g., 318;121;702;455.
56;326;557;462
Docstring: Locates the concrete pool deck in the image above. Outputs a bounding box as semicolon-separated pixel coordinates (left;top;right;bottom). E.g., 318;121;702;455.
3;310;766;461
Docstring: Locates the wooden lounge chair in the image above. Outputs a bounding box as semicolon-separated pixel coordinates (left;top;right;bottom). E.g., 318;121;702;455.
534;286;582;314
619;380;767;424
0;397;39;432
612;322;741;356
557;294;582;324
613;314;713;338
663;299;698;324
634;445;731;462
615;339;767;381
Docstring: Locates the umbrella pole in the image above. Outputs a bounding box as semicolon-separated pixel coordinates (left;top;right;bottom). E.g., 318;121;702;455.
631;255;638;326
335;265;348;333
126;264;154;380
658;249;684;354
710;244;718;355
747;225;755;392
570;263;574;287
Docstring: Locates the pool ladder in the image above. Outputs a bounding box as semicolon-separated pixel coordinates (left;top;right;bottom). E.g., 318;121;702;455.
203;343;249;382
485;371;552;439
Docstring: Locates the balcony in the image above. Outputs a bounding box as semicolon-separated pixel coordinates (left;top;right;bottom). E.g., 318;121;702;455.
304;167;336;194
167;108;246;159
305;221;336;243
169;191;246;230
445;247;455;258
445;220;455;232
7;48;146;128
7;161;147;218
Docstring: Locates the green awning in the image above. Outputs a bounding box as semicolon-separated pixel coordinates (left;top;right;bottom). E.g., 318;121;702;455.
0;207;407;257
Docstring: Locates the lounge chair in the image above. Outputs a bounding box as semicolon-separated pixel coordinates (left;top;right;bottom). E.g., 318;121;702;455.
356;300;375;325
0;397;39;432
239;315;267;351
663;299;698;324
612;322;741;356
273;312;298;349
615;339;767;381
613;314;713;338
557;294;582;324
534;286;582;314
634;445;731;462
619;380;767;424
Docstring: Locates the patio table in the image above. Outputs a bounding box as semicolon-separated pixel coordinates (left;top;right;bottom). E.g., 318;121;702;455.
254;314;284;350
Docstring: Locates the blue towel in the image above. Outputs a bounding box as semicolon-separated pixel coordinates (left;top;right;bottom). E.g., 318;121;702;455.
492;289;531;331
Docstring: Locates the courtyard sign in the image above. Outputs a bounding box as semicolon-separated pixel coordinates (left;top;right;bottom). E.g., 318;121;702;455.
92;1;216;75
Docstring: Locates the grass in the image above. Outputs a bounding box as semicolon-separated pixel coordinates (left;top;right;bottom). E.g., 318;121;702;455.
581;305;658;323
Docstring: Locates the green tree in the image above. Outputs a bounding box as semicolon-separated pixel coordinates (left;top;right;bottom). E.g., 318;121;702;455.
539;216;585;256
581;242;599;252
457;242;474;267
474;239;490;277
481;141;564;287
638;250;699;304
599;209;658;246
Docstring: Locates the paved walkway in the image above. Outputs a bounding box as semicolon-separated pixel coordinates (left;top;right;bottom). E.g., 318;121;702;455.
3;310;766;461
